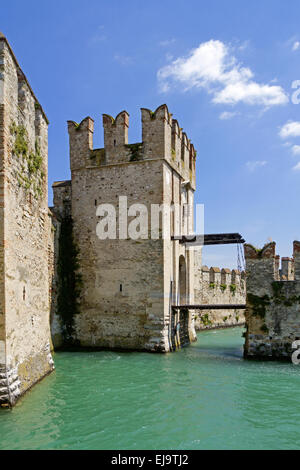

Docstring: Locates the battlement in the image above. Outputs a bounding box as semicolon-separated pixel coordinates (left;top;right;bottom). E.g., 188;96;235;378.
102;111;129;163
67;117;94;171
194;265;246;330
201;265;245;288
67;105;196;188
244;241;300;284
281;257;294;281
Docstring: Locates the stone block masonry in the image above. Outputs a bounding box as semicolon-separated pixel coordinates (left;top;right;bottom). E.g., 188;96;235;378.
194;253;246;330
0;33;54;406
244;241;300;360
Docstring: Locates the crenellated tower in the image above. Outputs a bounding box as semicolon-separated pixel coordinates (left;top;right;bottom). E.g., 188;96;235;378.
67;117;94;170
102;111;129;163
52;104;197;352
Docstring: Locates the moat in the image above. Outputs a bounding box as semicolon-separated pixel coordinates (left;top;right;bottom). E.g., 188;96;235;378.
0;327;300;450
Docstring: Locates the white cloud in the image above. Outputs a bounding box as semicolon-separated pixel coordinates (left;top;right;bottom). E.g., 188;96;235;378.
219;111;238;120
292;41;300;51
246;161;267;172
89;25;107;45
214;82;287;106
279;121;300;139
157;40;288;107
238;40;250;52
114;54;133;66
293;162;300;171
159;39;176;47
291;145;300;156
165;53;174;62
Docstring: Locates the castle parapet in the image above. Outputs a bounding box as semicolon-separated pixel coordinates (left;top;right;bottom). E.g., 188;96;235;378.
244;242;276;293
103;111;129;163
209;267;221;284
171;118;196;186
141;104;172;161
231;269;241;286
189;143;196;175
281;257;294;281
67;105;196;188
181;133;190;174
171;119;182;169
275;255;280;281
294;241;300;281
201;265;210;281
221;268;231;285
244;241;300;289
201;265;245;288
68;117;94;171
194;265;246;331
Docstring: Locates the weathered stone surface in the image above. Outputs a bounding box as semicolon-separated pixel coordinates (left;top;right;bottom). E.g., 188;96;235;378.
244;241;300;360
0;34;54;407
194;253;246;330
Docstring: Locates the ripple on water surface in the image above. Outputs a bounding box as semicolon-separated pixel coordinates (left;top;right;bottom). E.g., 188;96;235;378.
1;327;300;450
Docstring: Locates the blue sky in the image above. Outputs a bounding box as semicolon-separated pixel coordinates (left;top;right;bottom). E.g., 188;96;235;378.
2;0;300;268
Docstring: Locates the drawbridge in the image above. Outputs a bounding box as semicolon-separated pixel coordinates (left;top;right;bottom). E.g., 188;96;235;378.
170;232;246;351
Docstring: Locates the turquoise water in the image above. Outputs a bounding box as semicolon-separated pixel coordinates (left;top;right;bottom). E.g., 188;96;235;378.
0;327;300;450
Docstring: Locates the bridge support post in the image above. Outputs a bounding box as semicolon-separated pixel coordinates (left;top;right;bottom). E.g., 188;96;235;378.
170;307;192;351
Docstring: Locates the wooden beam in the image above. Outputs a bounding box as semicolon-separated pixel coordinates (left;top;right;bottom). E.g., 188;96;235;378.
172;233;245;246
172;304;246;310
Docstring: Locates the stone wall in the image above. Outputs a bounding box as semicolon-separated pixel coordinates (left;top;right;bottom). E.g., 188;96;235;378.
48;180;73;350
244;241;300;360
52;105;197;352
194;256;246;330
0;34;54;406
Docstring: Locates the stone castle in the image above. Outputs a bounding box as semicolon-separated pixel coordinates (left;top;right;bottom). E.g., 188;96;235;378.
0;34;246;407
51;106;198;353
